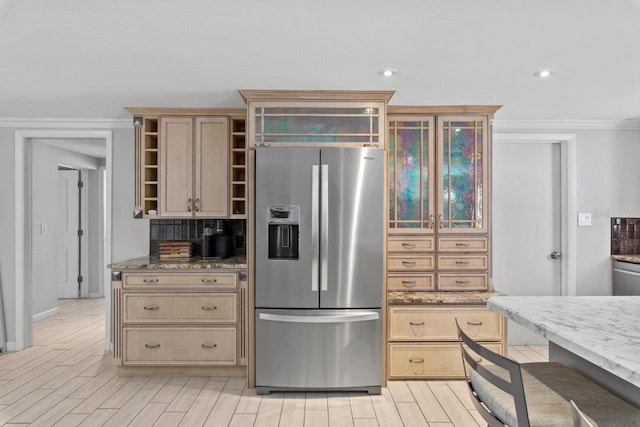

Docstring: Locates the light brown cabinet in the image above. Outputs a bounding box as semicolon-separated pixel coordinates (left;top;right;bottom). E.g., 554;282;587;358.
160;116;228;217
128;108;247;219
112;271;246;369
387;305;506;379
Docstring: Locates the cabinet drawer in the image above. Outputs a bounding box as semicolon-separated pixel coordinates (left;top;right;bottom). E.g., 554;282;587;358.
437;274;488;291
387;274;434;291
437;255;487;270
388;237;434;253
123;327;236;365
123;293;237;323
438;237;488;252
389;342;503;379
388;256;434;272
123;272;237;289
388;306;503;341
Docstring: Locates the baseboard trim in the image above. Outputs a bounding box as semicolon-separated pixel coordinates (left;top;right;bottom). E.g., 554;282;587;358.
32;307;59;322
89;292;103;298
2;341;17;352
116;365;247;377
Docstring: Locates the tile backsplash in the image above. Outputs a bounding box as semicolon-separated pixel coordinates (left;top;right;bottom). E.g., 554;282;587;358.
611;217;640;255
150;219;246;257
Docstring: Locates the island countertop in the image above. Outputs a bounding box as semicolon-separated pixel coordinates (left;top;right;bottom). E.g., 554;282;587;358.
488;296;640;389
108;255;247;270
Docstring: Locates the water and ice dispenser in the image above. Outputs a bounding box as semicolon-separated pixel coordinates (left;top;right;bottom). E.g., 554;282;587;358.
267;206;299;260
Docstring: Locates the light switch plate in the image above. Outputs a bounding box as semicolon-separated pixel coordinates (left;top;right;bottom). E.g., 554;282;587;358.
578;212;592;227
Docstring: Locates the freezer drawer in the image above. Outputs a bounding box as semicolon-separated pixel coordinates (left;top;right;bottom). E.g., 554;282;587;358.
255;309;382;394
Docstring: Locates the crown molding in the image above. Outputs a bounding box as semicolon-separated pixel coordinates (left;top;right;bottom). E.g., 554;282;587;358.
0;118;131;129
493;119;640;131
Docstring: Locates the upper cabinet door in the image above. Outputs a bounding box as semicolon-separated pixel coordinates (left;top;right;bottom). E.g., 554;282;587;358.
437;116;488;234
388;116;435;234
160;117;193;217
195;117;229;218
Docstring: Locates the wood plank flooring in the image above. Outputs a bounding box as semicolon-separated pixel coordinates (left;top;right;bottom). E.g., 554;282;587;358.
0;299;548;426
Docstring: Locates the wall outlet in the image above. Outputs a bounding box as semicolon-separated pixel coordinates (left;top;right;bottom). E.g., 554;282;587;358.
40;223;48;234
578;212;592;227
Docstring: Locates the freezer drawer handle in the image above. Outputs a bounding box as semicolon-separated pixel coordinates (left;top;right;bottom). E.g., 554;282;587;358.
143;305;159;311
201;305;217;311
145;343;160;349
201;343;217;349
259;312;379;324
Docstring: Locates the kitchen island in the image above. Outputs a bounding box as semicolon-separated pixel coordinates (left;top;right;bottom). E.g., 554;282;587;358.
488;296;640;406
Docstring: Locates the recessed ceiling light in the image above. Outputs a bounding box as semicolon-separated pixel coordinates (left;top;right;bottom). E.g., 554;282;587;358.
534;68;555;79
378;68;398;77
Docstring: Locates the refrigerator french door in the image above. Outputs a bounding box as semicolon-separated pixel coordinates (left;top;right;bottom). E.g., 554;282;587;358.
255;147;383;394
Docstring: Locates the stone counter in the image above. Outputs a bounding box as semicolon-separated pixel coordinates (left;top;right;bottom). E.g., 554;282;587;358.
388;291;501;305
611;254;640;264
108;255;247;271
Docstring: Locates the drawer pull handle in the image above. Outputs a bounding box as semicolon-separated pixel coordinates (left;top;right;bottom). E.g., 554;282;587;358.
143;278;159;283
145;343;160;349
455;242;471;247
143;305;159;311
201;278;218;283
402;260;417;266
455;280;470;285
467;321;483;326
455;260;470;265
402;242;416;248
402;280;416;287
409;321;425;326
409;358;424;364
201;343;218;349
202;305;218;311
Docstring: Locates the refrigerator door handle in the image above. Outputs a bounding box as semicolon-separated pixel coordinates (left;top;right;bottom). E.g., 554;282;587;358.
321;164;329;291
311;165;320;292
259;312;380;323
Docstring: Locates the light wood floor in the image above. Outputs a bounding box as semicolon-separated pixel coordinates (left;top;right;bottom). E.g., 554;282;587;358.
0;299;548;426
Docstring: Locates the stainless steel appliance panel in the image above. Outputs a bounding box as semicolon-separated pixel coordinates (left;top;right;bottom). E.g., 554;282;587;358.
320;147;384;308
613;260;640;295
255;308;382;392
256;147;319;308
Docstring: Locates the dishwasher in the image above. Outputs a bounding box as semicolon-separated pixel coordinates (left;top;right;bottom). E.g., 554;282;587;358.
612;260;640;295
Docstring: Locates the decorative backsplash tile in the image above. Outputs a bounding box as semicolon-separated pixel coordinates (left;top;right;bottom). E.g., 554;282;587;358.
150;219;246;257
611;217;640;255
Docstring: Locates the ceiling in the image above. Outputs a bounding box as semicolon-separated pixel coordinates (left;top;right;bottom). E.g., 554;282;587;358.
1;0;639;122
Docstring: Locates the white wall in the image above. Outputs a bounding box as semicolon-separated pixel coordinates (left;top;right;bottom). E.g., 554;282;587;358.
0;125;149;347
30;143;99;316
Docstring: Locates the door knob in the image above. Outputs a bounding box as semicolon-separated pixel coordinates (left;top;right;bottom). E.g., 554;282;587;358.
550;251;561;260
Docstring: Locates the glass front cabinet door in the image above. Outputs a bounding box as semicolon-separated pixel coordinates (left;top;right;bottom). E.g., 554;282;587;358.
388;117;435;234
436;116;488;234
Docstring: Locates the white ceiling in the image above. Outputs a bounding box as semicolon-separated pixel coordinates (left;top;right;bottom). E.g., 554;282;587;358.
1;0;639;121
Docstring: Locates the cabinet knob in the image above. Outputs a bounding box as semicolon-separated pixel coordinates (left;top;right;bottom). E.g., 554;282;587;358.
439;215;443;228
187;198;192;212
429;215;435;229
195;198;200;212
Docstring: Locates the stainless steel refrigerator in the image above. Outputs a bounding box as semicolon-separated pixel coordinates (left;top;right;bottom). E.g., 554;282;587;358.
255;146;383;395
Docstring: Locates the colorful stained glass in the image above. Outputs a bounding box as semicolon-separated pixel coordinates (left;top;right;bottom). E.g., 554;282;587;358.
388;120;431;230
441;121;483;229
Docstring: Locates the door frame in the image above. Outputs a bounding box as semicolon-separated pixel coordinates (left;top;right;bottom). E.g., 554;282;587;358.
14;130;113;351
493;133;577;296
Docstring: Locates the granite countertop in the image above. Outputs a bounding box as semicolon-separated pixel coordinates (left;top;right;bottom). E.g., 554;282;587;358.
488;296;640;388
108;255;247;270
388;291;501;305
611;254;640;264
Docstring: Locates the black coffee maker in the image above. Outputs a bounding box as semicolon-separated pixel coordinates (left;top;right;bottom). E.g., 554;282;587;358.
202;220;231;259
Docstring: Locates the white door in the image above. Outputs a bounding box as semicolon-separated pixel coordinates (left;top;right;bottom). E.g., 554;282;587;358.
57;170;79;298
493;142;562;345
